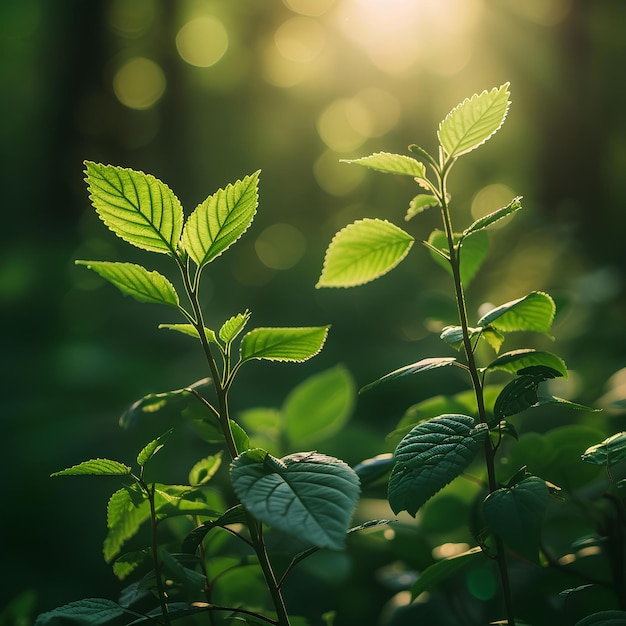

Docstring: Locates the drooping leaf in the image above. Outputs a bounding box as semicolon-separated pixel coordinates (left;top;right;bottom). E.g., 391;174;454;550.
360;357;463;394
461;197;522;239
477;291;556;335
34;598;144;626
353;453;395;486
439;326;482;352
410;546;483;599
181;505;248;554
406;194;441;222
51;459;131;477
219;310;252;344
575;611;626;626
85;162;183;255
427;229;489;287
284;365;355;447
158;324;218;344
342;152;426;177
483;476;551;563
484;349;567;378
230;450;360;550
493;376;539;420
189;452;223;486
104;485;150;563
137;429;173;467
388;415;489;516
240;326;329;363
438;83;511;159
317;218;414;288
181;171;259;269
76;261;179;307
582;432;626;467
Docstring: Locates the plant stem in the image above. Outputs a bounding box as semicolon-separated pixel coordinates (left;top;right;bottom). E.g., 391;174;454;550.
146;483;171;626
438;166;516;626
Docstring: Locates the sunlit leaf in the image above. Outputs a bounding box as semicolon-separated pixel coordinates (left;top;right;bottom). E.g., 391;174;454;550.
158;324;218;344
189;452;223;486
427;229;489;287
51;458;131;477
439;325;482;352
76;261;179;307
461;196;522;239
85;162;183;255
408;144;438;167
477;291;556;335
484;350;567;378
582;432;626;466
136;429;172;467
230;450;360;550
438;83;511;159
240;326;329;363
342;152;426;177
219;310;252;344
317;218;414;288
112;551;149;581
182;171;260;268
405;194;441;221
104;485;149;563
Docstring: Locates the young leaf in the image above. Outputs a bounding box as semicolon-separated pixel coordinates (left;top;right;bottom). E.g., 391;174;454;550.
317;218;414;288
408;144;438;168
85;162;183;255
461;196;522;240
405;194;441;222
158;323;218;344
34;598;143;626
284;365;356;446
388;415;488;516
181;171;260;269
484;349;567;378
136;429;172;467
230;450;360;550
440;325;482;352
342;152;426;178
427;229;489;286
51;459;131;477
437;83;511;159
581;432;626;467
477;291;556;335
483;476;550;563
189;452;223;486
104;485;150;562
360;357;462;394
240;326;329;363
76;261;179;308
219;310;252;344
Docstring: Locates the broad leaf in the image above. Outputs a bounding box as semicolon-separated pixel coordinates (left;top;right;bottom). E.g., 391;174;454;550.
438;83;511;159
427;229;489;287
153;484;223;518
112;551;149;581
189;452;223;486
440;325;482;352
483;476;550;563
230;450;360;550
76;261;179;307
317;218;414;288
484;350;567;378
493;376;539;420
240;326;329;363
477;291;555;335
137;429;172;467
181;171;259;268
406;194;441;221
360;357;462;394
284;365;355;446
51;458;131;477
342;152;426;177
388;415;488;516
353;453;395;486
159;323;218;344
85;162;183;255
461;196;522;239
582;432;626;467
104;485;150;562
219;310;251;344
410;546;483;599
34;598;143;626
575;611;626;626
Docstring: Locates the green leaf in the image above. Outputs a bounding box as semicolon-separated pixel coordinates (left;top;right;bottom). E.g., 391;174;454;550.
189;452;223;486
575;611;626;626
440;326;482;352
437;83;511;159
536;396;600;412
76;261;179;307
405;194;441;221
427;229;489;286
461;196;522;239
388;415;488;516
582;432;626;466
483;476;551;563
317;218;414;288
477;291;556;335
51;458;131;477
353;453;395;486
181;505;248;554
153;484;223;519
360;357;462;394
230;450;360;550
408;144;438;168
181;171;259;268
484;349;567;378
342;152;426;177
231;420;251;452
493;376;539;420
410;546;483;599
85;162;183;255
158;323;218;344
112;551;150;581
240;326;330;363
104;485;150;562
137;429;172;467
34;598;143;626
219;310;252;344
482;327;505;353
284;365;355;447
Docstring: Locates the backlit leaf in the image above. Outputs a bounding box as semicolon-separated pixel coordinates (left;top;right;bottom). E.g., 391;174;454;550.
189;452;223;486
158;323;218;344
240;326;329;363
406;194;441;221
484;350;567;378
76;261;179;307
582;432;626;467
104;485;150;562
440;325;482;352
231;450;360;550
136;429;172;467
342;152;426;177
219;310;252;344
438;83;511;159
461;196;522;239
182;171;259;268
477;291;555;335
85;162;183;255
51;458;131;477
427;229;489;286
317;218;414;288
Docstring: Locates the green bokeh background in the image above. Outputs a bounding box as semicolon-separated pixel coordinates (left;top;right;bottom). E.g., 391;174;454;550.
2;0;626;623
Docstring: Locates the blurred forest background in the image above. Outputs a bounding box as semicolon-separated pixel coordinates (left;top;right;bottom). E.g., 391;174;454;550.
2;0;626;624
